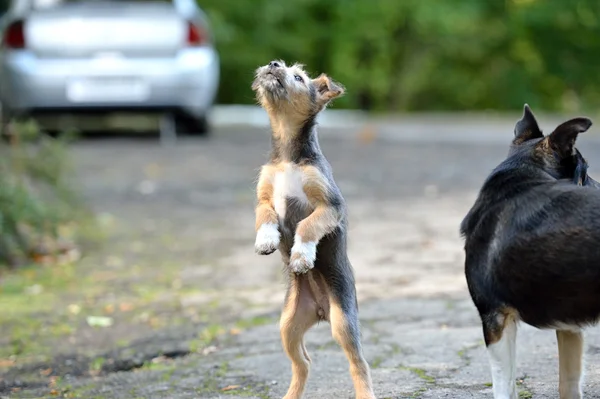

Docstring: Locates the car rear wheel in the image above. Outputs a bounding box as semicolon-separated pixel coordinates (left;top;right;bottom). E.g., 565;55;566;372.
0;124;12;143
0;106;15;143
173;113;210;136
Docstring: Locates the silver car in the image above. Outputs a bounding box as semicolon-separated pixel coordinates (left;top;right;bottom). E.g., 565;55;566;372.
0;0;219;135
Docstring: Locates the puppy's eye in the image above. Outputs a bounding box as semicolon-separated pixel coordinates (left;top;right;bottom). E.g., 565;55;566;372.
294;75;303;83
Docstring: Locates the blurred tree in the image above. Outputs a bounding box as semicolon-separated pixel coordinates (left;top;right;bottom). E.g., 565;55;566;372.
201;0;600;112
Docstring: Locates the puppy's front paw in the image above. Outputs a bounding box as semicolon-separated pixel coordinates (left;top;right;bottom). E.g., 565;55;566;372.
255;223;280;255
289;237;316;274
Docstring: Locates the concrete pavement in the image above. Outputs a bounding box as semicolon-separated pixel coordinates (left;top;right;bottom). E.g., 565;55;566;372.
4;117;600;398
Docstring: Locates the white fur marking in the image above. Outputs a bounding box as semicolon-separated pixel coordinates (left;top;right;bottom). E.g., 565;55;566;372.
557;330;585;399
290;234;316;274
273;163;309;219
488;319;518;399
255;223;280;253
548;322;584;333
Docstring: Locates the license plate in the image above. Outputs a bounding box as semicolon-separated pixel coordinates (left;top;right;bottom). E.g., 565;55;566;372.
67;78;149;103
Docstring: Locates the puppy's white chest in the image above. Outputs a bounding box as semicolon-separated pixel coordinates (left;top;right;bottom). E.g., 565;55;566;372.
273;164;308;219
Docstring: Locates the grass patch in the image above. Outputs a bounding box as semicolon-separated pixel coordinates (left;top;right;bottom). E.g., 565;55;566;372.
0;262;75;315
90;357;105;373
189;324;227;352
196;361;270;399
370;356;384;369
317;340;338;350
406;386;428;398
398;366;436;383
0;262;85;358
235;315;275;329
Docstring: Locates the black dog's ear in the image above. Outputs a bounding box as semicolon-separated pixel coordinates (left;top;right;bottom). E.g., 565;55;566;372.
573;148;589;186
547;117;592;157
513;104;543;144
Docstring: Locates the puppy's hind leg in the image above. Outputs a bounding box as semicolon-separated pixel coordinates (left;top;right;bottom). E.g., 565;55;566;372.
483;311;518;399
556;330;584;399
280;277;319;399
328;282;375;399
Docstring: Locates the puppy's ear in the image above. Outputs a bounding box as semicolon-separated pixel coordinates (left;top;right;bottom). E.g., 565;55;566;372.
312;74;345;107
547;117;592;157
513;104;543;144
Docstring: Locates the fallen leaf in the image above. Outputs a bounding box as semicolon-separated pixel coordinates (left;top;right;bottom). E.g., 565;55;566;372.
0;359;14;368
137;312;150;322
49;389;59;396
86;316;113;328
40;368;52;376
68;304;81;315
201;345;218;355
229;328;241;335
421;239;433;248
171;279;182;289
119;303;134;312
89;369;101;377
130;241;145;253
137;180;157;195
221;385;240;391
357;125;377;144
149;317;161;328
96;212;116;227
104;304;115;314
31;253;51;264
24;284;43;295
105;256;124;267
144;162;162;178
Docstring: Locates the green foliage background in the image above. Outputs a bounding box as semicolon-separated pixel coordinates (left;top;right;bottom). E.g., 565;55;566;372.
201;0;600;112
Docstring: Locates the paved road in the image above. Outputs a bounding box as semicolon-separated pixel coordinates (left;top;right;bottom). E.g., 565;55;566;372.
5;119;600;399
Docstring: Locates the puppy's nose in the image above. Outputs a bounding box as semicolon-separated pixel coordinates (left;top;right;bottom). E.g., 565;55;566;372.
268;61;280;68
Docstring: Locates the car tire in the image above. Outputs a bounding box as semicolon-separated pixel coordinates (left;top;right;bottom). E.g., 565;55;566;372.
0;126;11;143
0;105;12;143
173;113;210;136
43;129;61;139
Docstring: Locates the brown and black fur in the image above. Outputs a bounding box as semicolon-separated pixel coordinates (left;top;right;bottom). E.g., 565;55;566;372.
252;60;375;399
461;104;599;399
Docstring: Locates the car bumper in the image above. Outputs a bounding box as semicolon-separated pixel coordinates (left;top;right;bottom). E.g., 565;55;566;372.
0;47;219;119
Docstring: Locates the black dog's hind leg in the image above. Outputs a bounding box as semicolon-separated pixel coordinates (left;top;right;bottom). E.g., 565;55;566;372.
328;278;375;399
556;330;583;399
482;310;518;399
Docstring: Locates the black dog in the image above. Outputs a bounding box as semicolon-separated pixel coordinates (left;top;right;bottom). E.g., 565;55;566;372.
461;105;598;399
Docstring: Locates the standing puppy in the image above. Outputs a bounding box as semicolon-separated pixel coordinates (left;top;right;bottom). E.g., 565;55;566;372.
252;60;375;399
461;105;600;399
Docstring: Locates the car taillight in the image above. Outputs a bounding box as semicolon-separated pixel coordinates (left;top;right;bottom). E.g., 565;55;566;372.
187;21;208;46
4;20;25;49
